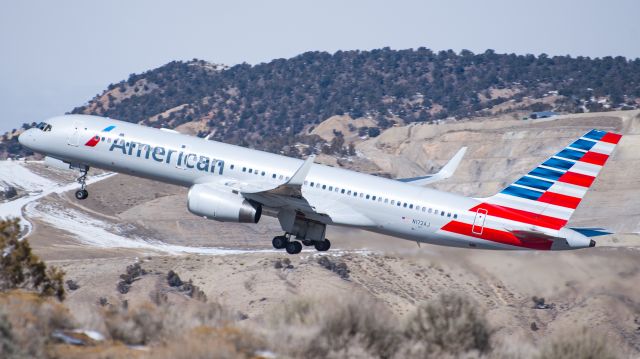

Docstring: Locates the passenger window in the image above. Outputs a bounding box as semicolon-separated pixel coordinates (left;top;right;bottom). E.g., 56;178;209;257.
447;213;451;217
434;210;438;215
441;212;445;216
316;183;320;188
279;175;284;180
322;185;326;190
261;171;265;176
347;190;352;195
390;200;394;205
304;180;308;185
242;167;247;172
310;182;314;187
359;193;363;198
409;204;413;209
378;197;382;202
272;174;276;179
230;164;235;170
329;186;333;191
397;202;401;207
341;189;346;194
372;196;376;200
353;192;358;197
403;203;407;208
453;214;458;219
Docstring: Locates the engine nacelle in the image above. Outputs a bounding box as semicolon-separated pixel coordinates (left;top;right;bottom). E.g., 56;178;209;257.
187;184;261;223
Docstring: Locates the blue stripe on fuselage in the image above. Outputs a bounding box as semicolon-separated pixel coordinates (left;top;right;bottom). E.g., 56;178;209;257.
103;125;116;132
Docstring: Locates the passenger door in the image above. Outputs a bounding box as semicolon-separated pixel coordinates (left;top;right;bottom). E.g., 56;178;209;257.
472;208;487;235
67;121;83;146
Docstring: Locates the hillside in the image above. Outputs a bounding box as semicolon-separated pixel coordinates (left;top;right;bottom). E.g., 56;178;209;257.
3;48;640;159
2;110;640;356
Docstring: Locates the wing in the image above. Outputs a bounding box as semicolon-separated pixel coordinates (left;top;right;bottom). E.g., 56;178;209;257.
209;155;375;226
397;147;467;186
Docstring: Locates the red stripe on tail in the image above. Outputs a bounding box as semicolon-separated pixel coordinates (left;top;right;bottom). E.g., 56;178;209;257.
441;221;553;250
558;171;595;188
580;151;608;166
601;132;622;144
469;203;567;230
538;191;581;209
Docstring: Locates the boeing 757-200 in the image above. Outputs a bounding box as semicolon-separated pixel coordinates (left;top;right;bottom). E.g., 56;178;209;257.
18;115;621;254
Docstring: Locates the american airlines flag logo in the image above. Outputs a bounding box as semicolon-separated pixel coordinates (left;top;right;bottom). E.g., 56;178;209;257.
85;125;116;147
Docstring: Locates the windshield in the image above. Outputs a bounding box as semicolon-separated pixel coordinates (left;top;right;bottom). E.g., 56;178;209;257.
35;122;52;132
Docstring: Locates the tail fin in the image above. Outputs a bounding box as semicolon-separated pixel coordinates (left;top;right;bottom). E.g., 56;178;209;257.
485;129;621;228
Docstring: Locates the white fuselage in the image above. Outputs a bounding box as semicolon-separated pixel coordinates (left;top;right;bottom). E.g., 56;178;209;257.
19;115;593;251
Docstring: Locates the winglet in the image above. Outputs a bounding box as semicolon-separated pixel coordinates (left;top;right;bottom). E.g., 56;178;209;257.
398;147;467;186
287;155;315;186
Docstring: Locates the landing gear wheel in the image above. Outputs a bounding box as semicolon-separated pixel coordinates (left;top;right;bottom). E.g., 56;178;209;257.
75;166;90;201
272;236;288;249
75;189;89;200
286;241;303;255
314;239;331;252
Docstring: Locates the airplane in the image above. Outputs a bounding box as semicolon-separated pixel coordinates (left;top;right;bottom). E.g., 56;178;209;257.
18;114;621;254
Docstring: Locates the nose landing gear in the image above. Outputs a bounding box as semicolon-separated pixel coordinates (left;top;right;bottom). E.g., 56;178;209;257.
74;167;89;200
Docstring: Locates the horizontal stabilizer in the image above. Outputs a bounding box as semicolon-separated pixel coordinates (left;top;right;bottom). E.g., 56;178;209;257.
570;227;612;237
398;147;467;186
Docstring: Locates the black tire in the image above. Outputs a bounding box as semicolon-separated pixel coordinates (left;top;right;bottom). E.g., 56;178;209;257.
286;241;302;254
272;236;287;249
314;239;331;252
75;190;88;200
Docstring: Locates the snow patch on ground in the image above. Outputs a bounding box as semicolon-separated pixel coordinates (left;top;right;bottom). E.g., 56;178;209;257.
27;201;270;255
0;160;115;237
0;160;55;192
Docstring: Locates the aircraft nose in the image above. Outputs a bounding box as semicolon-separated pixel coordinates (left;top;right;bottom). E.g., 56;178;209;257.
18;129;34;147
18;130;28;145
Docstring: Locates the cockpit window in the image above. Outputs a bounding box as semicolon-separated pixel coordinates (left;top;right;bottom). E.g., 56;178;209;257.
35;122;52;132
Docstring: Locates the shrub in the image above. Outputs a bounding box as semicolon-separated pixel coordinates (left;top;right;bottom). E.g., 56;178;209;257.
398;292;492;357
103;302;163;345
266;295;397;358
0;291;74;358
0;219;65;300
317;256;350;280
536;327;621;359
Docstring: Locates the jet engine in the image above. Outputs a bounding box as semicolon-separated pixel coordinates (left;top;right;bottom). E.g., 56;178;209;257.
187;184;261;223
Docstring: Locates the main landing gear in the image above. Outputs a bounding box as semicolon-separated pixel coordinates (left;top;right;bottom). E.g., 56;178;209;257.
272;234;331;255
74;167;89;200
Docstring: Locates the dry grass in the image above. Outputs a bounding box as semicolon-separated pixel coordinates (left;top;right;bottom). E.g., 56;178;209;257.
536;327;621;359
0;290;74;358
0;287;628;358
397;292;492;357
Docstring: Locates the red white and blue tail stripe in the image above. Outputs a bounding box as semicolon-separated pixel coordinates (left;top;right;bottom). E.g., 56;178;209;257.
483;129;621;229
